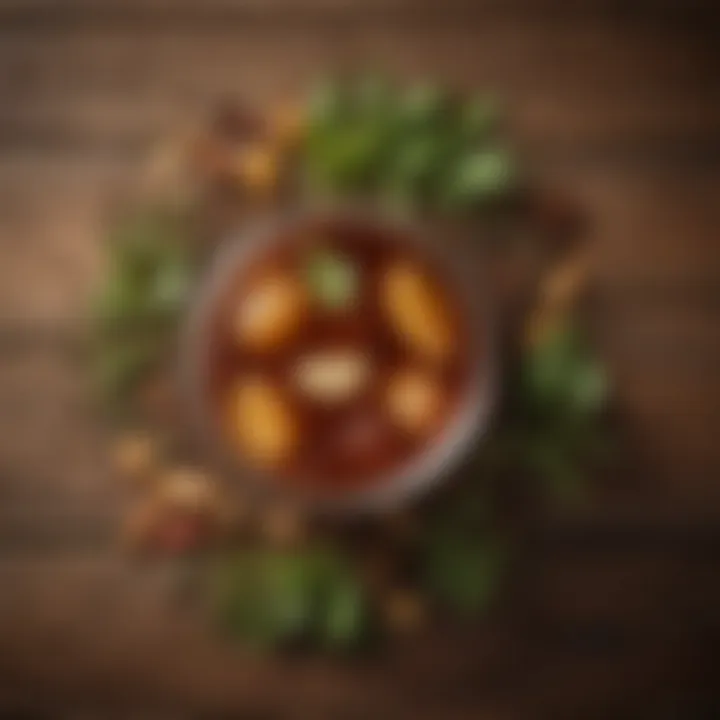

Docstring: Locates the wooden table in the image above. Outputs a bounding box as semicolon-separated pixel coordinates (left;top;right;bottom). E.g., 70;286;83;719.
0;1;718;717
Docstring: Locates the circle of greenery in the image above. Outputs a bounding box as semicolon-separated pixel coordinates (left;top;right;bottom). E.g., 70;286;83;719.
93;75;610;652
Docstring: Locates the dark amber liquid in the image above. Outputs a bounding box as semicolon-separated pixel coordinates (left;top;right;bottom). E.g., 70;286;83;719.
204;217;476;495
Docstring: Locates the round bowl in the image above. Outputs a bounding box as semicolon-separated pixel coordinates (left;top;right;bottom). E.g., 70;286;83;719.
181;206;496;514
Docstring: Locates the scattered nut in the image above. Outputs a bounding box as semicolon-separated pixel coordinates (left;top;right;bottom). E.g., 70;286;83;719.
111;432;157;481
383;589;427;634
235;143;280;195
156;467;218;512
268;101;306;150
541;249;590;311
140;129;200;203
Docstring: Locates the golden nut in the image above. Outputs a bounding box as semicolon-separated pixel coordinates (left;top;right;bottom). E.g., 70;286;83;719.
383;589;427;634
156;467;218;512
236;144;279;194
381;262;454;362
111;432;157;480
541;249;590;311
140;129;199;202
268;101;306;149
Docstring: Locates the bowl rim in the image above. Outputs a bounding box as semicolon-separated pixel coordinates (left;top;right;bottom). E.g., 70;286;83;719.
180;204;497;515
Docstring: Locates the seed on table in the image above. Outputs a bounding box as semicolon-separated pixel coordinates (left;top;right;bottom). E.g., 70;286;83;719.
383;589;427;634
156;467;218;512
236;144;280;194
111;432;158;481
268;101;306;149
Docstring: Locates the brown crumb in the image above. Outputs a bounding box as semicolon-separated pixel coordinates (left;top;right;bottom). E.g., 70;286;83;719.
155;467;218;513
111;432;158;481
540;248;590;311
383;589;427;634
235;144;280;195
268;101;306;150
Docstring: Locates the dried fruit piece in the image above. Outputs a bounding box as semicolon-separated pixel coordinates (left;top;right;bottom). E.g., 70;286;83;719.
381;262;454;361
111;432;158;481
268;101;306;150
292;349;371;405
156;467;218;512
235;143;280;194
383;589;427;634
385;368;443;434
227;377;299;468
233;272;306;352
540;249;590;311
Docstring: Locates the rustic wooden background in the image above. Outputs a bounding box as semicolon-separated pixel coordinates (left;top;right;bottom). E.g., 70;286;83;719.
0;1;719;717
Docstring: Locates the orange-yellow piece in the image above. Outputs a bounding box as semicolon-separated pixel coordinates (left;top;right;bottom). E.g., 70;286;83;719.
227;377;298;469
381;263;454;362
385;368;442;435
235;143;280;194
541;249;590;311
233;272;306;351
268;101;306;149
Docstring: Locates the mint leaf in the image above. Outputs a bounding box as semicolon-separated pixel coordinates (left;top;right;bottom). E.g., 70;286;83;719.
305;250;359;311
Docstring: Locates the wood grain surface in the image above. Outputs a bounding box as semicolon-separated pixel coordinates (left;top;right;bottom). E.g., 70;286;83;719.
0;1;718;717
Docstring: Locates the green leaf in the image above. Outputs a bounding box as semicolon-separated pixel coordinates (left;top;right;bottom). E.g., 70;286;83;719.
321;572;366;648
211;547;368;651
522;325;609;421
399;83;452;129
425;524;505;615
305;249;359;311
307;77;347;130
354;72;395;118
459;95;501;142
94;336;163;400
526;437;587;505
442;147;516;207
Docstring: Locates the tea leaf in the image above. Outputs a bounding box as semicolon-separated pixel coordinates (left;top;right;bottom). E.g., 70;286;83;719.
305;250;359;311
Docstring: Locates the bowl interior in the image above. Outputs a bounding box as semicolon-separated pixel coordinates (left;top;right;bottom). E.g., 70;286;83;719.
182;208;496;514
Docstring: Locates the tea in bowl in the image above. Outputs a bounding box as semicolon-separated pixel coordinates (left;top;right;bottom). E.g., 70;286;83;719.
183;208;495;513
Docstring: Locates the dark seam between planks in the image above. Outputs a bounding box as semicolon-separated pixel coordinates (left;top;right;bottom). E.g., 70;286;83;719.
0;1;719;34
2;508;720;553
0;125;719;169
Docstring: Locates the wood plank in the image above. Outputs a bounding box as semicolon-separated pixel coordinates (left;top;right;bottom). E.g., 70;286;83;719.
0;555;521;718
0;343;117;507
0;0;717;26
0;23;717;155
